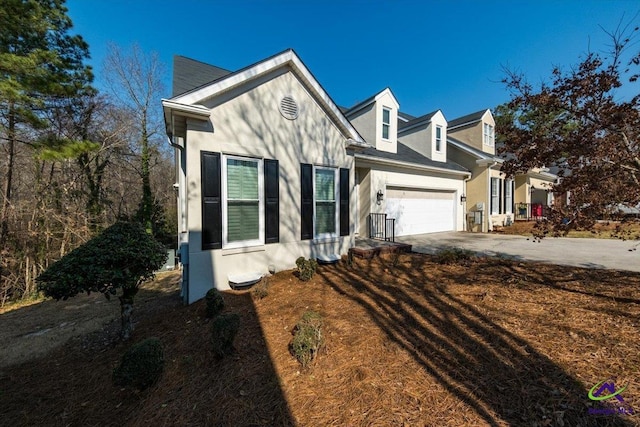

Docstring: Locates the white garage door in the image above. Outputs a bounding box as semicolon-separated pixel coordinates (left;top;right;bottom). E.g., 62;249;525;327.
385;187;455;236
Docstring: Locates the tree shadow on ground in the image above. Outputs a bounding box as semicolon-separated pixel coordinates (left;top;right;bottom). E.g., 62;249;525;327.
318;255;634;426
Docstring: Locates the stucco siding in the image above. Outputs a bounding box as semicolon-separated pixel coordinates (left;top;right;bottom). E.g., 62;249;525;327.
183;69;355;301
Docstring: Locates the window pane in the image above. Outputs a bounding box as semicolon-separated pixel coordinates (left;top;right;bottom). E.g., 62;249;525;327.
316;202;335;235
227;159;258;199
382;108;390;124
436;126;441;138
227;201;259;242
315;169;335;201
382;124;389;139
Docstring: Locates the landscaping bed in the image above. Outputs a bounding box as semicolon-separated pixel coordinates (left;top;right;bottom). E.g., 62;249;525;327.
1;253;639;426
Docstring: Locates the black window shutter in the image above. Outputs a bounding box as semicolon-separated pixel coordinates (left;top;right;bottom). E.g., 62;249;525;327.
339;168;349;236
264;159;279;244
201;151;222;250
511;180;515;213
499;179;503;214
300;163;313;240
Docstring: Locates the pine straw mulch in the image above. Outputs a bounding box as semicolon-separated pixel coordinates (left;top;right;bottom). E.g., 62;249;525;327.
1;253;639;426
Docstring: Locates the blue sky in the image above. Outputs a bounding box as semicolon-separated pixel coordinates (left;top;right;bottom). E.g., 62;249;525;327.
66;0;638;120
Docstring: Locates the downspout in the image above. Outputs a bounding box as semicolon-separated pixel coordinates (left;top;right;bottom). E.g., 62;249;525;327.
462;175;471;231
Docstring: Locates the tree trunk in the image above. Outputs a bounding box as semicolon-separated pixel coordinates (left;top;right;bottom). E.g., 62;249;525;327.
118;287;137;340
0;106;16;248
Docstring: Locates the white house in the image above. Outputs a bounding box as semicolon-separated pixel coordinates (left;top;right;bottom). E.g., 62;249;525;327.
163;50;471;304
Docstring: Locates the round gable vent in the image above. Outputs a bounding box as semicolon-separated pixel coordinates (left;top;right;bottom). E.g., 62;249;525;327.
279;96;298;120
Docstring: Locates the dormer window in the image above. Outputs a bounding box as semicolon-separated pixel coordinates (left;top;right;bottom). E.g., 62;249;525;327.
483;123;495;146
382;107;391;140
435;125;442;152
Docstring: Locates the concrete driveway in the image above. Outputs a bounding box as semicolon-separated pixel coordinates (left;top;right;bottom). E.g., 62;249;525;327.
396;232;640;272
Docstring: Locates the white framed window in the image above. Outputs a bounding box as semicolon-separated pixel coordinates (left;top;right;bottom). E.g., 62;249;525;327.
435;125;442;152
490;177;500;215
483;123;495;146
504;179;513;214
222;155;264;248
314;166;339;239
382;107;391;140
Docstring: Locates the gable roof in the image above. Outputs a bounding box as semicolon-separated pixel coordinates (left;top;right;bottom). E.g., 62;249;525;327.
397;111;416;122
172;55;231;97
343;87;399;117
164;49;367;147
448;109;488;129
448;136;502;163
356;141;469;176
398;110;440;132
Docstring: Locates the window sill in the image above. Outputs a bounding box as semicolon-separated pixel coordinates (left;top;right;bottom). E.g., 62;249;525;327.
222;245;266;256
313;236;340;244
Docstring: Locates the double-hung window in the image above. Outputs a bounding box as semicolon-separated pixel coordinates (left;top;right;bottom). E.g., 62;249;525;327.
314;167;338;238
382;107;391;140
483;123;495;146
490;177;501;215
222;155;263;248
435;125;442;152
504;179;513;214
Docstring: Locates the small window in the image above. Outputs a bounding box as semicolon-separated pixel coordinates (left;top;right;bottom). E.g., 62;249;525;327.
435;125;442;152
484;123;495;146
382;107;390;140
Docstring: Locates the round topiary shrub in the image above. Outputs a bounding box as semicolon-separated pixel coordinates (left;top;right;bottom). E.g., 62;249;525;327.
205;288;225;318
211;313;240;358
113;337;164;390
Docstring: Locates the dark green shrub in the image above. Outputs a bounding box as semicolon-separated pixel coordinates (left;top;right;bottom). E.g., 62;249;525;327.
434;247;474;264
211;313;240;358
295;256;318;281
113;337;164;390
36;222;167;339
205;288;225;318
290;310;324;368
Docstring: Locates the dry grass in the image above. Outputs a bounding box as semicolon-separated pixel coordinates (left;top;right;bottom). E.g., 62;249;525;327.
1;256;639;426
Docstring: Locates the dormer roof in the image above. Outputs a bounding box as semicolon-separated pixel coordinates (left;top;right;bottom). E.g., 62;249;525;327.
398;110;440;133
343;87;399;117
448;109;490;129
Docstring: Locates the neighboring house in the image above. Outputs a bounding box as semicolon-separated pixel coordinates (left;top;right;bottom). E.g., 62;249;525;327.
447;109;557;231
343;89;470;238
162;49;368;303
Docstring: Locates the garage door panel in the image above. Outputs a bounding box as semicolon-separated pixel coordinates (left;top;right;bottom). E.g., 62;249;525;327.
385;188;455;236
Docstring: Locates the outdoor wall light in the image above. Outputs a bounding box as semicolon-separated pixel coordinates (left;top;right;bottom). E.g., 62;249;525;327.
460;194;467;203
530;185;536;194
376;190;384;205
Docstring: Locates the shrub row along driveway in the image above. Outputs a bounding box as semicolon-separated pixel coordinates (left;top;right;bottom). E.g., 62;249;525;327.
398;232;640;272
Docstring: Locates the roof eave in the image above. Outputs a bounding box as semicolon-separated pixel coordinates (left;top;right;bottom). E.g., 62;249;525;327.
355;153;471;177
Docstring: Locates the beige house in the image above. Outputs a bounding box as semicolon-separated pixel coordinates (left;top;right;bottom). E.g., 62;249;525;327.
344;89;470;238
447;109;557;232
163;50;368;303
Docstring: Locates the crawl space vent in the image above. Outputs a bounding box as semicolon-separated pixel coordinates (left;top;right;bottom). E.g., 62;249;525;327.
279;96;298;120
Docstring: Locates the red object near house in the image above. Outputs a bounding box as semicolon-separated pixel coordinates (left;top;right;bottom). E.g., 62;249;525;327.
532;203;543;217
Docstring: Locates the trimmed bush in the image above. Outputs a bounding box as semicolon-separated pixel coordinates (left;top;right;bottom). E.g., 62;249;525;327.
295;257;318;281
205;288;225;318
211;313;240;358
434;247;474;264
250;277;269;300
113;337;164;390
290;310;324;368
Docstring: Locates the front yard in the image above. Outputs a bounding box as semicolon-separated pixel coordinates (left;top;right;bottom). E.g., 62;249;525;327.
1;253;639;426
